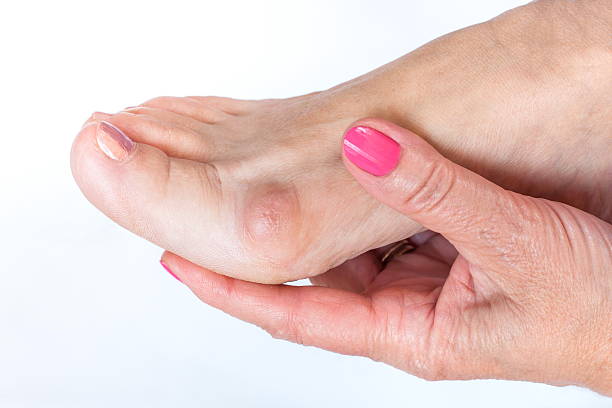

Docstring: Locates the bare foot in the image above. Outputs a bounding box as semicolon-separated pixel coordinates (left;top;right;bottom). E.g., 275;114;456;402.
71;0;611;283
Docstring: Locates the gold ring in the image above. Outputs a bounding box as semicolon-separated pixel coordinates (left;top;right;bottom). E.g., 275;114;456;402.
381;239;416;265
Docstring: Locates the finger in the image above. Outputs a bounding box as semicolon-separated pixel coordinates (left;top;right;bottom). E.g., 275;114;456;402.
161;252;379;357
415;234;458;267
342;118;534;271
368;240;452;293
309;251;380;293
409;230;438;246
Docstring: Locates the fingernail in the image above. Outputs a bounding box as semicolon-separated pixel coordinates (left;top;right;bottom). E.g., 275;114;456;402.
343;126;400;176
96;121;134;161
160;260;182;283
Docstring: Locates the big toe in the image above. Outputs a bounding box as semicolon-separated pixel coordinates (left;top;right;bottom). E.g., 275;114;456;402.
71;117;311;283
71;120;235;274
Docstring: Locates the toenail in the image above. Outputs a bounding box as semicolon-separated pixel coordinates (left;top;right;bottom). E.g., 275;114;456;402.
343;126;400;176
122;106;143;113
160;260;182;283
117;107;138;115
96;121;135;161
120;107;139;114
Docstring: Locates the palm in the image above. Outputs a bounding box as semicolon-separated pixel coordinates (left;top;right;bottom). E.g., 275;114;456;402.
171;232;494;379
309;232;481;373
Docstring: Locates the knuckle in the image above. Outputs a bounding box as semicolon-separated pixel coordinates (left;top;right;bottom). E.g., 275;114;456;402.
268;309;306;345
398;160;457;216
476;223;522;264
489;195;534;260
473;200;535;274
412;335;470;382
398;351;451;381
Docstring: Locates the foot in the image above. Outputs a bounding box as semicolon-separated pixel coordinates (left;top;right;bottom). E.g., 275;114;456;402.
71;1;611;283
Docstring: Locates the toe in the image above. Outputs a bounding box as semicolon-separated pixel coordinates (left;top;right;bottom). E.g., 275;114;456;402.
71;121;243;277
142;96;231;123
121;106;212;133
186;96;265;115
71;120;304;283
89;111;216;162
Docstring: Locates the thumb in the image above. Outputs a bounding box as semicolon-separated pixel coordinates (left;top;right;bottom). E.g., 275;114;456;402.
342;119;532;269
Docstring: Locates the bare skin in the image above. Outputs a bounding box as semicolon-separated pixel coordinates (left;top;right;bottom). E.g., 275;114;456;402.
71;0;611;285
70;0;611;394
161;118;612;394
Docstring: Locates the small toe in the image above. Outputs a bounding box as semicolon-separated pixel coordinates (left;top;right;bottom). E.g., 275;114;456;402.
121;106;212;133
142;96;230;123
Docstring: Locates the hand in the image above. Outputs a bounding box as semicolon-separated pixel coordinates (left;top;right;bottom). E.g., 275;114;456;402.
160;119;612;394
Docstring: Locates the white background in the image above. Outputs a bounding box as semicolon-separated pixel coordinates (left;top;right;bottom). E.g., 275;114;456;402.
0;0;609;406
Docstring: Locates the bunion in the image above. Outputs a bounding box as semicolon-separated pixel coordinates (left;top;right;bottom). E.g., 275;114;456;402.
243;184;302;265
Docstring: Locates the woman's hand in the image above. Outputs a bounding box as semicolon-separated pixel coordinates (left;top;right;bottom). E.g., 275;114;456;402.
161;119;611;394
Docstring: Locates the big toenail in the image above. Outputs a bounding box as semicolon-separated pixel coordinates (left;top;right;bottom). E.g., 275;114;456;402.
343;126;400;176
96;121;135;161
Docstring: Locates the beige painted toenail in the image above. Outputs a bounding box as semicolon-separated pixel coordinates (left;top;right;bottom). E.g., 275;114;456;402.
96;121;135;161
